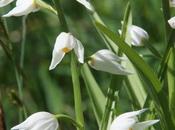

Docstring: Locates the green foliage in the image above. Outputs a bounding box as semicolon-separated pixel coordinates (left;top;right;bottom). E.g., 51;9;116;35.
0;0;175;130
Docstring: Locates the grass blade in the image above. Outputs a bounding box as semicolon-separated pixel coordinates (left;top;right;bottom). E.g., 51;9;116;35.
81;64;105;126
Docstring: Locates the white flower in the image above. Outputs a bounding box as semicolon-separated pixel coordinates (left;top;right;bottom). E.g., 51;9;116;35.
3;0;40;17
0;0;14;7
168;16;175;29
170;0;175;7
129;25;149;46
49;32;84;70
88;49;131;75
11;112;59;130
76;0;94;12
110;109;159;130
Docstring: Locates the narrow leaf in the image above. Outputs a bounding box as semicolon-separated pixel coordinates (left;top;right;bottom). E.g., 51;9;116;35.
81;64;105;126
167;48;175;125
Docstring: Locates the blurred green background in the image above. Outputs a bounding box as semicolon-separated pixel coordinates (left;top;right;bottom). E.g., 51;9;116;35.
0;0;167;129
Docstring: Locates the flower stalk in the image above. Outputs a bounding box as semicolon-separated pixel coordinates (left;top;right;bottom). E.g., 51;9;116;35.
52;1;85;130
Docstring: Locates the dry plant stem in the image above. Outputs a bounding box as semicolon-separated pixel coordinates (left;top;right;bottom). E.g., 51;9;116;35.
19;15;27;102
0;18;26;120
52;0;84;130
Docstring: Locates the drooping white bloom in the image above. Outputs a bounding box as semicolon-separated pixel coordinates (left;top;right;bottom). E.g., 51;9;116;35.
49;32;84;70
110;109;159;130
3;0;40;17
88;49;131;75
76;0;94;12
0;0;14;7
129;25;149;46
11;112;59;130
168;16;175;29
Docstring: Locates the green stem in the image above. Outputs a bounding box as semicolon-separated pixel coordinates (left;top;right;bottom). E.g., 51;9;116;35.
101;76;124;130
71;53;85;130
52;1;84;130
144;42;162;59
158;30;175;81
18;15;27;103
55;114;82;129
20;15;27;69
52;0;68;32
161;0;171;42
36;0;57;15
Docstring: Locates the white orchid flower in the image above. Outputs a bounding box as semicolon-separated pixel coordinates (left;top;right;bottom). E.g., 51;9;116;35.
110;109;159;130
11;112;58;130
168;16;175;29
0;0;14;7
88;49;131;75
129;25;149;46
76;0;94;12
3;0;40;17
49;32;84;70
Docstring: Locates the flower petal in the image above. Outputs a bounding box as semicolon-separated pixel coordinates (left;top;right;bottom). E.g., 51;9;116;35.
88;59;131;75
93;49;125;62
76;0;94;12
110;117;136;130
116;109;148;120
0;0;14;7
3;0;36;17
129;25;149;46
49;50;65;70
55;32;75;51
168;16;175;29
11;121;27;130
132;120;159;130
74;39;84;63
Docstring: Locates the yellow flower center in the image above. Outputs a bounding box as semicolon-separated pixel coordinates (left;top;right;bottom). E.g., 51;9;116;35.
129;128;133;130
62;47;71;53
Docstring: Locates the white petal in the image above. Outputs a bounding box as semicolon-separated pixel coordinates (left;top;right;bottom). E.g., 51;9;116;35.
88;49;131;75
3;2;34;17
168;16;175;29
116;109;148;120
0;0;14;7
55;32;75;51
11;112;56;130
49;50;65;70
74;39;84;63
93;49;124;62
30;118;58;130
11;112;58;130
132;120;159;130
88;58;131;75
76;0;94;12
44;121;59;130
110;117;136;130
129;25;149;46
11;121;27;130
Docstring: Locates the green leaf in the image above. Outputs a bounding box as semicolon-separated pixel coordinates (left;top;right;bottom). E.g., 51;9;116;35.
81;64;105;126
126;63;147;107
71;53;85;130
39;64;63;113
161;0;171;39
167;48;175;125
95;22;161;93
